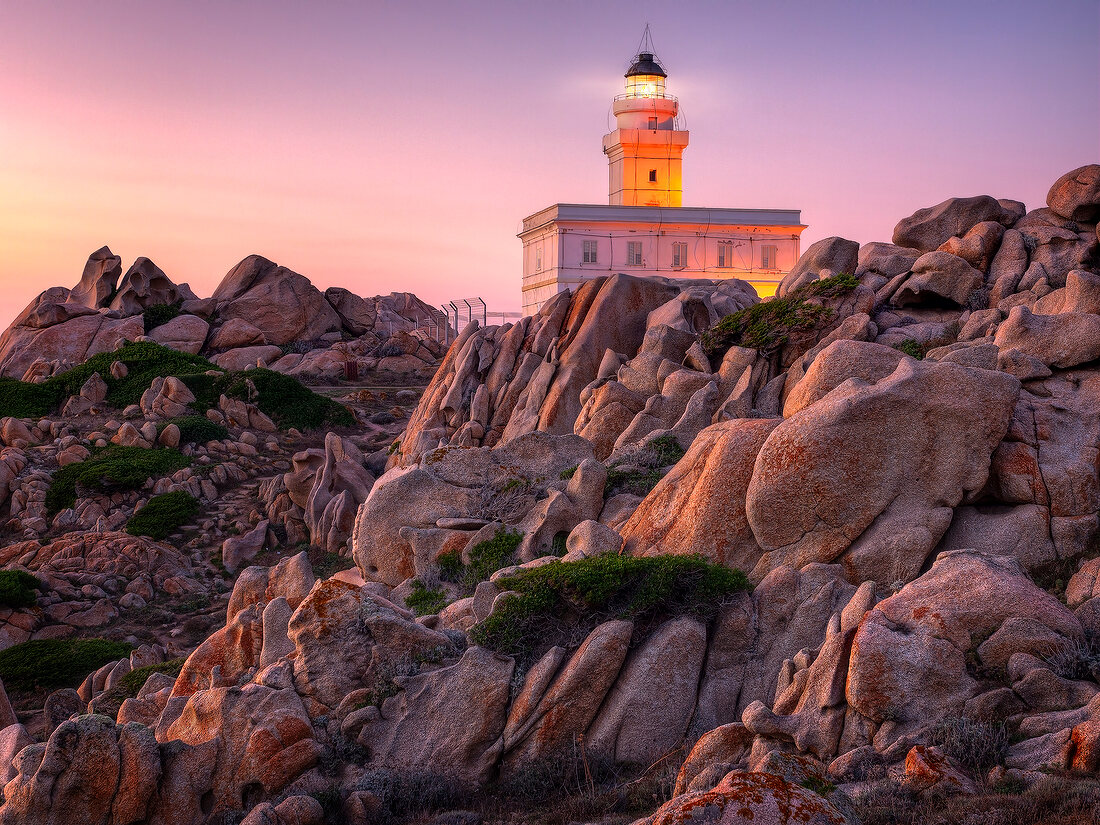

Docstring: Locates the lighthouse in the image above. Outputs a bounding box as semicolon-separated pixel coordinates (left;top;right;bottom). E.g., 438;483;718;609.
518;35;806;316
602;51;689;208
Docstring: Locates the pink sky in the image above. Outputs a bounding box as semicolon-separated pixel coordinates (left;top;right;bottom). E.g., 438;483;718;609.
1;1;1097;322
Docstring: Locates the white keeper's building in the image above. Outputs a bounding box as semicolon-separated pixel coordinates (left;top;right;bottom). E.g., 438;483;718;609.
519;46;805;316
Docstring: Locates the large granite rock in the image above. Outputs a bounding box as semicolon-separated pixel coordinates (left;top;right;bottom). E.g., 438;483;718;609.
746;357;1020;584
211;255;342;345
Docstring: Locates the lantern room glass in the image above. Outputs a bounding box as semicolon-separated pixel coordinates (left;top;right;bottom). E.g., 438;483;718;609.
625;74;666;99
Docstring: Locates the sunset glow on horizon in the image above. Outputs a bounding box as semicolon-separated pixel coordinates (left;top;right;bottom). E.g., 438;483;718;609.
2;0;1097;322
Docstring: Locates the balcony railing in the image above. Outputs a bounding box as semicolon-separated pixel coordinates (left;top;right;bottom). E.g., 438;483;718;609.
614;93;678;103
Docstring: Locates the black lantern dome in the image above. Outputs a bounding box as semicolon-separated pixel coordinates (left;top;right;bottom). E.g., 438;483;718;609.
625;52;667;79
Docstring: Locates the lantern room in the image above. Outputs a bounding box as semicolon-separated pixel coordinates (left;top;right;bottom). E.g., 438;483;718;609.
624;52;667;98
602;46;689;207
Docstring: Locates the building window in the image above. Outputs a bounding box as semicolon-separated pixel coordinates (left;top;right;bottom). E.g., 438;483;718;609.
627;241;643;267
672;242;687;269
717;241;733;268
582;239;598;264
648;169;657;183
648;117;657;130
761;245;778;269
535;247;543;272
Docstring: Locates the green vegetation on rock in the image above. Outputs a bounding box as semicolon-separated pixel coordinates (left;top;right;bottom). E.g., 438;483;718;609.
160;415;228;445
0;570;41;609
142;303;182;333
404;580;448;616
221;368;354;430
0;341;216;418
437;527;523;594
125;490;201;540
893;339;926;359
0;341;352;431
471;554;750;660
46;445;191;514
118;657;185;695
701;272;860;359
0;638;134;692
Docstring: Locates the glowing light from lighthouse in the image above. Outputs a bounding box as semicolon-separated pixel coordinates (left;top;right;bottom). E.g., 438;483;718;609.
625;74;665;99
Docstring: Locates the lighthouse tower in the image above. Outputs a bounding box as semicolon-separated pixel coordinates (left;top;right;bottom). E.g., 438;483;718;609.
602;48;689;207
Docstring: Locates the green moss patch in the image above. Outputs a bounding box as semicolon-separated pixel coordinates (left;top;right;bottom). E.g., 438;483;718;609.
160;415;228;445
118;657;185;695
701;273;860;359
46;445;191;514
0;638;134;693
893;339;925;359
126;491;200;540
0;341;351;431
438;528;523;595
0;571;41;609
471;554;750;662
0;341;217;419
142;303;182;333
404;580;448;616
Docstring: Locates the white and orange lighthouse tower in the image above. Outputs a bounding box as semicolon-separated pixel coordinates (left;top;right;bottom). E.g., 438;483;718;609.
519;32;806;315
602;49;689;208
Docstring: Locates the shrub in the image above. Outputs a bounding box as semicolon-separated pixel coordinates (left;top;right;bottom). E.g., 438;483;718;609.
221;368;354;430
0;378;66;419
438;528;523;594
471;554;751;661
306;546;355;579
125;491;200;540
161;415;228;445
1044;637;1100;682
118;657;185;695
929;717;1009;775
142;303;182;333
0;570;41;608
648;434;686;467
604;436;687;498
893;339;925;359
352;768;469;825
701;272;859;359
405;579;448;616
0;638;134;692
0;341;218;419
46;445;191;514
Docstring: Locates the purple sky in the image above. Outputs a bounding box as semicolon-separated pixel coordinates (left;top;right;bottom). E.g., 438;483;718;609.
2;0;1097;320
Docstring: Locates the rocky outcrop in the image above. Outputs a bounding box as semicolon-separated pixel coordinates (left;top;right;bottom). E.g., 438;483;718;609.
110;257;197;315
747;356;1019;583
210;255;343;346
391;273;757;464
0;248;448;380
352;432;599;585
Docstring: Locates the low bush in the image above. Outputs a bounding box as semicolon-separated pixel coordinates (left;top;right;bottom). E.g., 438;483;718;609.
0;341;217;419
142;303;182;333
928;717;1009;775
161;415;228;445
0;638;133;692
118;657;185;695
405;580;448;616
438;528;523;594
471;554;751;662
0;570;41;608
220;368;354;430
854;773;1100;825
125;491;200;540
0;342;351;432
604;435;687;498
893;339;925;359
701;272;859;359
306;546;356;579
46;445;191;514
